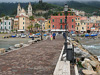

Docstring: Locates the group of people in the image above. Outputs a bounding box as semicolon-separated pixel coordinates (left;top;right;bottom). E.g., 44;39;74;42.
50;32;56;40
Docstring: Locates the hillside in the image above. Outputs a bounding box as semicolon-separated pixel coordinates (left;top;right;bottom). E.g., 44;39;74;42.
0;3;33;16
49;1;99;13
0;1;99;16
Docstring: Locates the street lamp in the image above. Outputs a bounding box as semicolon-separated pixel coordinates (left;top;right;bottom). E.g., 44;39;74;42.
64;4;68;59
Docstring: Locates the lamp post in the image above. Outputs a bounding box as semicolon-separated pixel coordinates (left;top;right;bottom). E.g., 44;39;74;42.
40;20;43;40
64;4;68;59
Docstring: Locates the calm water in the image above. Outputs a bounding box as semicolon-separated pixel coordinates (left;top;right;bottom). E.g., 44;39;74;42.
0;38;31;49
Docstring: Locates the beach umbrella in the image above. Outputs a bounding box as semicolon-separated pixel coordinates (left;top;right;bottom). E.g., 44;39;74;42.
44;34;47;36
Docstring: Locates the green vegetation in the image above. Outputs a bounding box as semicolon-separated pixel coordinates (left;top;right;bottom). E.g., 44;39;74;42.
29;16;34;20
32;2;63;11
5;16;9;20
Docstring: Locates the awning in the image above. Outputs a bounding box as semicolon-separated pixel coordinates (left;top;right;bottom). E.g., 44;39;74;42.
17;30;25;32
51;29;68;32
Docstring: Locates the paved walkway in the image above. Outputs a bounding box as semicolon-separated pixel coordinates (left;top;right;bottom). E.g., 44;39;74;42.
0;36;64;75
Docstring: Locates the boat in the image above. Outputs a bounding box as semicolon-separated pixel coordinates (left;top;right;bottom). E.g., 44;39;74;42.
11;35;16;38
85;34;89;37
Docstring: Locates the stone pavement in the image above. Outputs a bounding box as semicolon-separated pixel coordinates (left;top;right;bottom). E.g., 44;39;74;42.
0;36;64;75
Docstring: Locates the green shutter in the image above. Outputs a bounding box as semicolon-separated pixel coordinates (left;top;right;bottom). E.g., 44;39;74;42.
9;26;10;29
9;22;10;25
5;22;6;25
72;25;74;28
49;25;50;28
53;25;54;28
1;26;2;29
61;25;62;29
23;26;24;29
53;19;54;22
5;27;6;29
60;19;62;23
72;19;74;22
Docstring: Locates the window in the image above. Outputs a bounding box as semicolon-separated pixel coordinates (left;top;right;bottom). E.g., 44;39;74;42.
5;27;6;29
78;23;80;25
88;27;89;29
84;23;85;25
88;23;89;25
1;22;2;24
60;13;62;16
77;27;78;30
76;18;77;20
60;25;62;29
1;26;2;29
9;26;10;29
49;25;50;28
5;22;6;25
72;13;73;16
49;21;50;23
82;27;84;29
76;23;77;25
65;19;66;23
53;19;54;22
23;26;24;29
53;25;54;28
44;27;45;29
99;28;100;30
72;25;74;28
78;18;80;20
23;18;24;20
23;22;24;24
60;19;62;23
9;22;10;25
65;25;66;29
72;19;74;22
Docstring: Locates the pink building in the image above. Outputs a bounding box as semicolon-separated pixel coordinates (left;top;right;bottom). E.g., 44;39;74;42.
51;12;76;33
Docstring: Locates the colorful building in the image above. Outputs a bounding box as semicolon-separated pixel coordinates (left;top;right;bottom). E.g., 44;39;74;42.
51;11;76;33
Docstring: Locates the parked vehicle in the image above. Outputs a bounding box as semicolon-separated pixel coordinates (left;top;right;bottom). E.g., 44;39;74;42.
72;34;76;37
21;34;26;38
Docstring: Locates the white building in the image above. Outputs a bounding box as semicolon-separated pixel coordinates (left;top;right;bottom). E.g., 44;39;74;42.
0;19;13;33
17;3;32;17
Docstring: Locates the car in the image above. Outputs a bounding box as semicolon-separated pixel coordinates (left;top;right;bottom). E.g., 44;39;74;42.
72;34;76;37
21;34;26;38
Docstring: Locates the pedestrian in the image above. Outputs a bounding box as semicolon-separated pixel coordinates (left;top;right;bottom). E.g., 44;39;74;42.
52;32;56;39
50;34;53;41
63;32;66;39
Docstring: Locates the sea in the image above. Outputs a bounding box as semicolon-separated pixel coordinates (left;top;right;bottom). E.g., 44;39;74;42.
0;38;31;50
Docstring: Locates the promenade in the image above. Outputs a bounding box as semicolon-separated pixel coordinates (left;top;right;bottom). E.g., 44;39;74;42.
0;36;64;75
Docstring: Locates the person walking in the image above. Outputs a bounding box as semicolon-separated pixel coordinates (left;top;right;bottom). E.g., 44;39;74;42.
63;32;66;40
53;32;56;39
50;34;53;41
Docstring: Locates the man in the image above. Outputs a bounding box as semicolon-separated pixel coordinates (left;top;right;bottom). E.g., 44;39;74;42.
63;32;66;39
52;32;56;39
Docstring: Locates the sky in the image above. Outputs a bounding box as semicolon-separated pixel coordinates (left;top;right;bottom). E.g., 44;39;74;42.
0;0;100;3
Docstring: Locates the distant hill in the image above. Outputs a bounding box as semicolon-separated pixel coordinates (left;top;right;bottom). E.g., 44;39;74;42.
0;3;33;16
49;1;100;13
0;1;99;16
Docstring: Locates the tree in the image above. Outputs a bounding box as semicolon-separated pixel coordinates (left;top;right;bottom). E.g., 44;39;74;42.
1;13;5;17
34;23;41;30
27;26;31;32
29;16;34;20
5;16;9;20
27;24;34;33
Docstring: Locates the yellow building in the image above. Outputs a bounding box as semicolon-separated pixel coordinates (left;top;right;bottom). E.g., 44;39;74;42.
44;19;51;32
18;15;30;31
75;16;87;33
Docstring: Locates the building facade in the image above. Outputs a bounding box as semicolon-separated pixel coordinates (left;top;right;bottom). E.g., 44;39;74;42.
51;12;76;33
0;19;13;33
